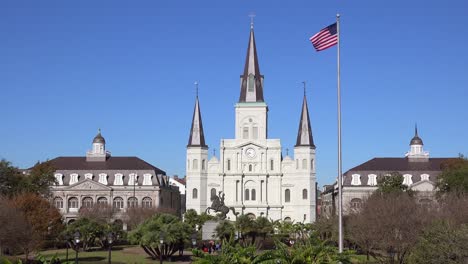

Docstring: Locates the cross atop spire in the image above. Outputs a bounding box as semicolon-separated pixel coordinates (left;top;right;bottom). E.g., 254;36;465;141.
249;12;256;30
238;20;264;103
194;81;199;98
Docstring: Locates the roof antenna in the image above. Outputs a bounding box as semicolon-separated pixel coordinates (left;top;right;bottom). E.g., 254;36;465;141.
249;12;256;29
194;81;199;98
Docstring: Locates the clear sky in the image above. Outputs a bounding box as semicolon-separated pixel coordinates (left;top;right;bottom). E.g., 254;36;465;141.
1;0;467;187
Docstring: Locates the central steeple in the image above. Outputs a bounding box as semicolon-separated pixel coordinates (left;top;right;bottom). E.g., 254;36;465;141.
238;25;264;103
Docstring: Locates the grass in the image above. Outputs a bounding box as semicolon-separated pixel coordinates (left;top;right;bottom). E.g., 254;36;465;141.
18;245;191;264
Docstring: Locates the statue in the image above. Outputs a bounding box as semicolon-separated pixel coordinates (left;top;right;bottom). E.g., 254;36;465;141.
206;191;239;220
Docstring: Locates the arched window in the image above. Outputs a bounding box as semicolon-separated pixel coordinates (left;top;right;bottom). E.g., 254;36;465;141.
243;127;249;139
351;174;362;185
350;198;363;209
227;159;231;171
128;197;138;208
202;159;206;170
284;217;292;223
251;189;256;201
245;189;250;201
285;189;291;203
82;197;93;208
113;197;124;210
68;197;78;209
142;197;152;208
302;189;308;200
97;197;108;205
193;159;198;170
210;188;217;201
54;197;63;209
367;174;377;186
296;159;299;169
311;159;314;170
249;164;253;172
192;188;198;199
252;126;258;139
302;159;307;169
248;73;255;91
246;213;256;219
270;160;274;171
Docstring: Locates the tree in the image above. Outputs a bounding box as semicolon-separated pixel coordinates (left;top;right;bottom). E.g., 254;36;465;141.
376;172;411;195
64;218;106;251
0;193;64;260
437;156;468;195
79;203;115;225
0;159;22;196
215;220;236;241
128;213;192;260
184;209;214;230
22;161;56;197
408;221;468;264
346;193;430;264
192;237;258;264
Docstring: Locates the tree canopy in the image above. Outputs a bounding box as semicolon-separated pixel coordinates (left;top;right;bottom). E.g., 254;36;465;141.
437;156;468;195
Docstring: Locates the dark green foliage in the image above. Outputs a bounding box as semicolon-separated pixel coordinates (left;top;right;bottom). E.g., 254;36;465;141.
409;221;468;264
376;172;412;195
64;218;106;251
437;156;468;195
128;213;192;259
0;159;55;197
215;220;236;241
184;209;215;229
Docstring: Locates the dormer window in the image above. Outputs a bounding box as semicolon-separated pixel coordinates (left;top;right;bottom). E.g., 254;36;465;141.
84;173;93;180
129;173;138;186
351;174;361;185
143;174;152;185
367;174;377;186
114;174;124;185
403;174;413;186
69;173;79;185
54;173;64;185
420;174;430;181
98;173;108;185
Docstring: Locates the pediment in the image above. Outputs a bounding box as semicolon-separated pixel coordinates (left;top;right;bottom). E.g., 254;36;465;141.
65;179;113;191
410;180;435;192
236;141;266;149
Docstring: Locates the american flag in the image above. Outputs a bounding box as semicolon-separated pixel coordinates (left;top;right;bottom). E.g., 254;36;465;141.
310;23;338;51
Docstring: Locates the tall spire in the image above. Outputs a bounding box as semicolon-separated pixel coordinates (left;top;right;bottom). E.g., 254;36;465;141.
295;90;315;148
188;84;207;148
238;23;264;103
410;123;423;145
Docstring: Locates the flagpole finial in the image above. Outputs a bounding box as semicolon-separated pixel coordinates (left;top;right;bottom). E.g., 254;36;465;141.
336;13;340;18
194;81;199;98
248;12;256;29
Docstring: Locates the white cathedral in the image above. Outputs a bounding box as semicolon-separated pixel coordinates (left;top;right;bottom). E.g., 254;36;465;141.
186;24;317;223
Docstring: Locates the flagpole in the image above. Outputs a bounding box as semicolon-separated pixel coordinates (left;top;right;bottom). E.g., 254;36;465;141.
336;13;343;254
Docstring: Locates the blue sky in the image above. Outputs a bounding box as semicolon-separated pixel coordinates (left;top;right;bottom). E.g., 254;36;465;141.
1;0;467;186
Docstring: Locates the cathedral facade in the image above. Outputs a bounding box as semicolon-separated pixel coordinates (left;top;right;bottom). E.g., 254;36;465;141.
185;25;317;223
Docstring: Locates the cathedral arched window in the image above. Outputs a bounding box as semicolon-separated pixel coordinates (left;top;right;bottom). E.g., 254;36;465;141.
245;189;250;201
252;126;258;139
302;159;307;169
249;164;253;172
142;197;152;208
311;159;314;170
128;197;138;208
54;197;63;209
296;159;299;169
227;159;231;171
193;159;198;170
270;159;274;171
285;189;291;203
248;73;255;92
251;189;256;201
113;197;124;210
82;197;93;208
202;159;206;170
210;188;217;201
192;188;198;199
302;189;308;200
243;127;249;139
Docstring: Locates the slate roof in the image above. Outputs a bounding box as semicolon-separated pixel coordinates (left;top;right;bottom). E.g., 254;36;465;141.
295;94;315;148
46;156;166;174
239;27;264;103
345;158;450;172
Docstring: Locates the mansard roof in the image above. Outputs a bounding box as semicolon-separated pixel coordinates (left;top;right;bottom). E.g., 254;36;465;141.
46;156;166;174
344;157;451;173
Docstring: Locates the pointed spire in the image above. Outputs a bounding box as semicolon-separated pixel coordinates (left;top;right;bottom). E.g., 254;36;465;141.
238;22;264;103
410;123;423;145
188;84;207;148
415;124;419;137
295;90;315;148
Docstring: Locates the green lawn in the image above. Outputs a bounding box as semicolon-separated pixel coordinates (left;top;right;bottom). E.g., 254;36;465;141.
32;245;191;264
